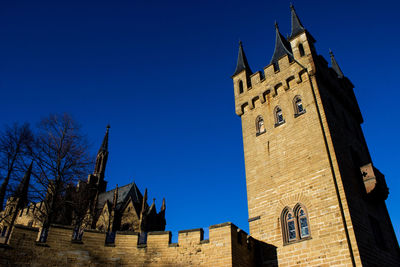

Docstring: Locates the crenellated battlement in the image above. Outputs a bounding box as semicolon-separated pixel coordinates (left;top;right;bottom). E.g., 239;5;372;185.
234;59;310;116
232;30;316;117
0;222;260;266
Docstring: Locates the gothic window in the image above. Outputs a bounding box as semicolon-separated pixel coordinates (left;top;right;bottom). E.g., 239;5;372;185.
256;116;266;136
281;204;311;245
238;80;244;94
293;96;305;117
274;106;285;126
299;43;305;57
287;212;297;241
297;208;310;238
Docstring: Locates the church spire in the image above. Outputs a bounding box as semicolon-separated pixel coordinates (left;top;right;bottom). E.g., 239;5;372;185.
232;41;252;76
98;125;110;154
329;49;344;78
270;22;293;66
290;4;305;39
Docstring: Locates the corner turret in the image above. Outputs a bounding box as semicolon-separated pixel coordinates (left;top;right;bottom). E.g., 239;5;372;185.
329;49;344;78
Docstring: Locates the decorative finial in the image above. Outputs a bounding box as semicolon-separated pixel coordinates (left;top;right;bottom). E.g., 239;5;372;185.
239;40;242;46
106;124;110;129
290;3;294;10
274;21;279;30
329;48;333;56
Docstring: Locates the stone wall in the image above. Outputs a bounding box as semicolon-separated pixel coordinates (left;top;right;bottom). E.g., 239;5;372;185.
0;223;260;266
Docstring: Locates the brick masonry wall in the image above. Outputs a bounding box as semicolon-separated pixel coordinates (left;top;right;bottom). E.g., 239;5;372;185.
0;223;258;266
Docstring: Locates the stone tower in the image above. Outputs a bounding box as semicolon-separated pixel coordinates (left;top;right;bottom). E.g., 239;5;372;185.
232;5;400;266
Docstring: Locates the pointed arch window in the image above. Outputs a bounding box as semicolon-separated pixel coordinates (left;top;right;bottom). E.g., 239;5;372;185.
299;43;305;57
293;95;306;117
256;116;266;136
281;204;311;245
238;80;244;94
274;106;285;127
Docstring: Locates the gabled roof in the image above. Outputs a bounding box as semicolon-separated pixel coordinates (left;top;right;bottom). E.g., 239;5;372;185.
270;23;293;66
232;41;252;77
97;182;143;211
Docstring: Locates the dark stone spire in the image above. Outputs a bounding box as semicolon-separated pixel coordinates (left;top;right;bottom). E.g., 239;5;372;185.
329;49;344;78
290;4;305;39
98;125;110;153
232;41;252;76
14;161;33;208
270;22;293;66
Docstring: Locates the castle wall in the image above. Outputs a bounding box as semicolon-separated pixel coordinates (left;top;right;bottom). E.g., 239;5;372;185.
0;223;258;267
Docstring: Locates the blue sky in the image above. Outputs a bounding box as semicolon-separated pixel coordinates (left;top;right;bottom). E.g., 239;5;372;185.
1;0;399;241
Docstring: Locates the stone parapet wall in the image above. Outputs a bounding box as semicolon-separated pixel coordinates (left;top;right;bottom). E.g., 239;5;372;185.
0;222;258;266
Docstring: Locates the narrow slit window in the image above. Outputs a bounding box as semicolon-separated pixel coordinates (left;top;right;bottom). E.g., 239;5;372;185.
238;80;244;94
299;43;305;57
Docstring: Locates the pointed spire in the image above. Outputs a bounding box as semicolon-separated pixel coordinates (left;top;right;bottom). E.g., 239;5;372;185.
161;198;166;211
290;4;305;39
329;49;344;78
98;125;110;153
14;161;33;208
232;40;253;76
141;188;148;214
270;22;293;66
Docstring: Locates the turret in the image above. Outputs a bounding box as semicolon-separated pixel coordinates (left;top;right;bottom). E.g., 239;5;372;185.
232;41;253;99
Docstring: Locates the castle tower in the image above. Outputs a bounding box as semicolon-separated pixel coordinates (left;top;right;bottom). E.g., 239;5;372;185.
232;5;400;266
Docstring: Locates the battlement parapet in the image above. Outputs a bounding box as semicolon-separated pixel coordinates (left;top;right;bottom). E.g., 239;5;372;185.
235;58;310;116
1;221;259;266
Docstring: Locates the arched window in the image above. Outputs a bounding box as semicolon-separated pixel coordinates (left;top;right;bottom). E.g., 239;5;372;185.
297;207;310;238
274;106;285;126
293;96;306;117
281;204;311;244
299;43;305;57
256;116;266;135
238;80;244;94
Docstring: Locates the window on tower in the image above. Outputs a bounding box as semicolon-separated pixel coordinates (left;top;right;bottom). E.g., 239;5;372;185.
256;116;266;136
293;95;306;117
281;204;311;245
299;43;305;57
238;80;244;94
274;106;285;127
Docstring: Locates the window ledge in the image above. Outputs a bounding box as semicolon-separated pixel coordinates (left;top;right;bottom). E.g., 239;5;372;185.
274;120;286;128
294;110;306;118
283;236;312;246
256;131;266;137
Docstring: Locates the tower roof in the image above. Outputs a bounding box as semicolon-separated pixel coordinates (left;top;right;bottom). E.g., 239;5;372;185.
290;4;305;38
270;22;293;66
98;125;110;153
329;49;344;78
232;41;252;76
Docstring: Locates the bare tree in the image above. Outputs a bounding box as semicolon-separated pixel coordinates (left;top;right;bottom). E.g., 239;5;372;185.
0;123;34;211
29;114;93;241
